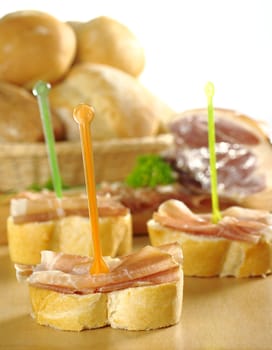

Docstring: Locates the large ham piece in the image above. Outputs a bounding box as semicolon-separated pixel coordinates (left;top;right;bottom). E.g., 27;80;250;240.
165;108;272;210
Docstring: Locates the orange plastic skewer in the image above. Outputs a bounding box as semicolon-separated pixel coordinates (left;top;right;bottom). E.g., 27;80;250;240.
73;104;109;274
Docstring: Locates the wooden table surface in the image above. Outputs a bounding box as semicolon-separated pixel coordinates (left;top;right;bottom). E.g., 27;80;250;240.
1;236;272;350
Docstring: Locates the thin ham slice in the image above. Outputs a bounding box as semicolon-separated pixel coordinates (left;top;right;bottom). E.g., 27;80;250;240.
11;190;129;224
28;243;182;294
153;199;272;244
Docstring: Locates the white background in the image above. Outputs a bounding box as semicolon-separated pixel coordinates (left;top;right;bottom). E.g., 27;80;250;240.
1;0;272;124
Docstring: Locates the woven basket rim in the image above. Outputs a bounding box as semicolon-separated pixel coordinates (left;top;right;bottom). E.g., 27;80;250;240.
0;134;173;157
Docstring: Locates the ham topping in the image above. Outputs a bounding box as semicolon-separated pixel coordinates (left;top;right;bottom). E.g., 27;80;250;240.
153;199;272;244
11;190;129;224
27;243;182;294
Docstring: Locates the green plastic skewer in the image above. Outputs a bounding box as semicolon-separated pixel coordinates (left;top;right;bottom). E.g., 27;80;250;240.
33;81;62;198
205;82;221;223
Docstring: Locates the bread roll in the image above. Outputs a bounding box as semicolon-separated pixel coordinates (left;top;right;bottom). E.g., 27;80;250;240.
27;244;183;331
0;81;65;142
49;63;174;140
69;16;145;77
148;200;272;277
0;10;76;89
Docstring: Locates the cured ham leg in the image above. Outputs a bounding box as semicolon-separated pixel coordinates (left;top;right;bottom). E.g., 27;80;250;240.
165;108;272;207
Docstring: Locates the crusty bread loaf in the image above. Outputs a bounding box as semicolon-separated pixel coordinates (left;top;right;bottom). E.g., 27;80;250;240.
148;200;272;277
0;10;76;89
29;273;183;331
7;213;132;265
0;81;65;142
68;16;145;77
49;63;174;140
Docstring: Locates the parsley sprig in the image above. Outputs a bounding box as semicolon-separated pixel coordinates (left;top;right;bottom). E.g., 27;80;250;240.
125;154;175;188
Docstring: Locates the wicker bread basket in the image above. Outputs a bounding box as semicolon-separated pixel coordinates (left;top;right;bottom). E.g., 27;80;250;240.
0;134;173;192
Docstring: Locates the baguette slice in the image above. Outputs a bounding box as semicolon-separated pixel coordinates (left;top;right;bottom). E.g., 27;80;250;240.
28;243;183;331
148;199;272;277
7;191;132;266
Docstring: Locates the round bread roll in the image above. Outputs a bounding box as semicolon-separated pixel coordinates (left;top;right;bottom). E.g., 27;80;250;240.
49;63;174;140
0;82;65;142
69;16;145;77
0;10;76;89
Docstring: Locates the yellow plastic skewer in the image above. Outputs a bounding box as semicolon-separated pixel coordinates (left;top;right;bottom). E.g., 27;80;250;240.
205;82;222;224
73;104;109;274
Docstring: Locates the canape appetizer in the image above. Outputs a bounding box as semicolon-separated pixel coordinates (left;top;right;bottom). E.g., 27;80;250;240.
7;190;132;271
25;103;183;332
148;199;272;277
27;242;183;331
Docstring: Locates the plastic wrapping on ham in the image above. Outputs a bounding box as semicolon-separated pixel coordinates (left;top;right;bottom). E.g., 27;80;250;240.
164;108;272;206
167;143;265;195
27;243;182;294
153;199;272;243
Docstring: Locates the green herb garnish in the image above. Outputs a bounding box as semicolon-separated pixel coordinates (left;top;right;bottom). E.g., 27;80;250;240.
125;154;175;188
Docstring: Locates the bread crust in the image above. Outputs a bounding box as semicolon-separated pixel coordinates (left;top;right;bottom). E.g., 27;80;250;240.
69;16;145;77
29;267;183;331
148;220;272;277
7;219;54;265
7;213;132;265
0;10;76;88
108;276;183;330
0;82;65;142
29;286;108;331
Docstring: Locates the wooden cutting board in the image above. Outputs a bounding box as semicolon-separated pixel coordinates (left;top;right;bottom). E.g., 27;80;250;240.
0;237;271;350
